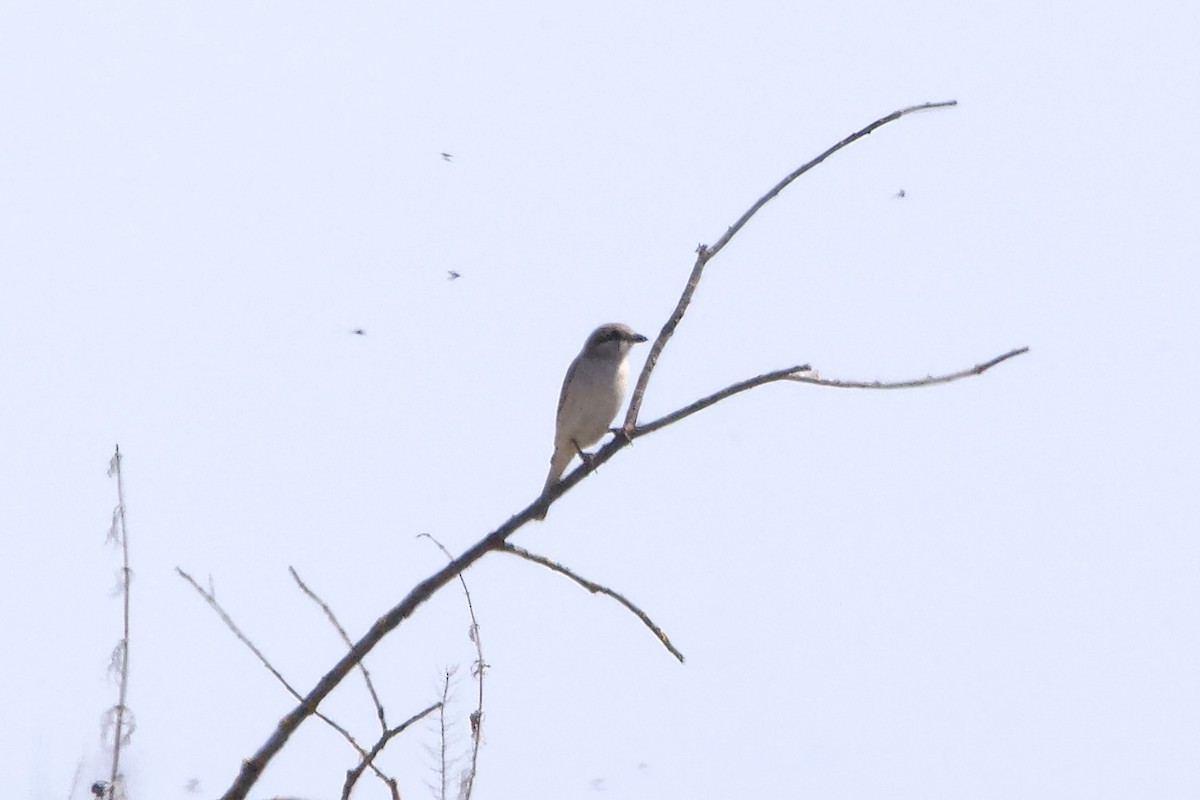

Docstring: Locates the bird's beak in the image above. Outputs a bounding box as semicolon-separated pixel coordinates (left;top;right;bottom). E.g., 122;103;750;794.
632;333;648;343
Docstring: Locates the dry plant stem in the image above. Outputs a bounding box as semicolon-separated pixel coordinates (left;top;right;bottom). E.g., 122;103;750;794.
216;100;1022;800
437;670;452;800
176;569;394;788
105;445;132;799
623;99;958;430
289;566;389;733
341;703;441;800
501;543;685;663
419;534;486;800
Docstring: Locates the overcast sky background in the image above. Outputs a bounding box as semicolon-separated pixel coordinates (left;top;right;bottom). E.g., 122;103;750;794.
3;1;1198;798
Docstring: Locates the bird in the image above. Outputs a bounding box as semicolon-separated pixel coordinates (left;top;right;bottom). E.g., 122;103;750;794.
441;152;454;162
447;270;461;280
535;323;648;520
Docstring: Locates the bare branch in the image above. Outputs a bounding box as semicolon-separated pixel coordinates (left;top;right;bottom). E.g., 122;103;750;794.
633;365;812;438
623;100;958;430
341;703;441;800
214;513;530;800
177;568;391;788
178;568;303;697
787;346;1030;390
289;566;388;733
500;543;685;664
631;347;1030;438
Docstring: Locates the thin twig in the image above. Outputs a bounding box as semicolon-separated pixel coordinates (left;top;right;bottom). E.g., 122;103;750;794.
786;346;1030;390
216;510;529;800
177;569;393;787
500;544;685;663
104;445;133;800
631;347;1029;437
177;568;302;696
289;566;389;733
341;703;441;800
436;669;453;800
623;100;958;430
418;534;487;800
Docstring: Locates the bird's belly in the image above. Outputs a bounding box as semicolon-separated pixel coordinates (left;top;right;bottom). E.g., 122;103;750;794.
558;373;625;448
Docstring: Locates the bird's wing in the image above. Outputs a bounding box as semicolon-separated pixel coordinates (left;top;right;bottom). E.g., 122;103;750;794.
555;352;582;430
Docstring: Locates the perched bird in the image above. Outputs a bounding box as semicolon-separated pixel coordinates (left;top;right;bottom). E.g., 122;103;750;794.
535;323;648;519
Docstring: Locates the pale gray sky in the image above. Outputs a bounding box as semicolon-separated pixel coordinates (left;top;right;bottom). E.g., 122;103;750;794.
3;1;1198;799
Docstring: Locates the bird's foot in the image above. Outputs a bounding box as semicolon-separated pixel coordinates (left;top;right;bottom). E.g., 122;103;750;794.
608;426;634;445
573;443;596;468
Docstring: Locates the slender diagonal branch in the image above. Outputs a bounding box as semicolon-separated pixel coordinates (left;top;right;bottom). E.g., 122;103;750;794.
500;543;685;663
633;365;812;438
289;566;389;733
177;569;391;787
623;100;958;429
178;569;303;697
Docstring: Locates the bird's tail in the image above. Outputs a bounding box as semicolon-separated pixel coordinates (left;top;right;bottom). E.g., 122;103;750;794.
533;446;574;521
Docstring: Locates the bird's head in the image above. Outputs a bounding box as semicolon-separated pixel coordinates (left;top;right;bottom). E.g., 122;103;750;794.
584;323;649;359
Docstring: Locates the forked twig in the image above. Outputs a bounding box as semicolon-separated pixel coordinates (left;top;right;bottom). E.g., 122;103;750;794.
177;569;394;788
623;100;959;430
500;543;685;663
341;702;441;800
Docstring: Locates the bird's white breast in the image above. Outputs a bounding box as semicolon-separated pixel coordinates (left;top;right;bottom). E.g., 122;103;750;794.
557;355;628;449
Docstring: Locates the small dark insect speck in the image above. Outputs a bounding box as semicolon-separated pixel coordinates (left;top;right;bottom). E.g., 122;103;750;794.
894;188;906;199
351;328;366;336
447;271;461;280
